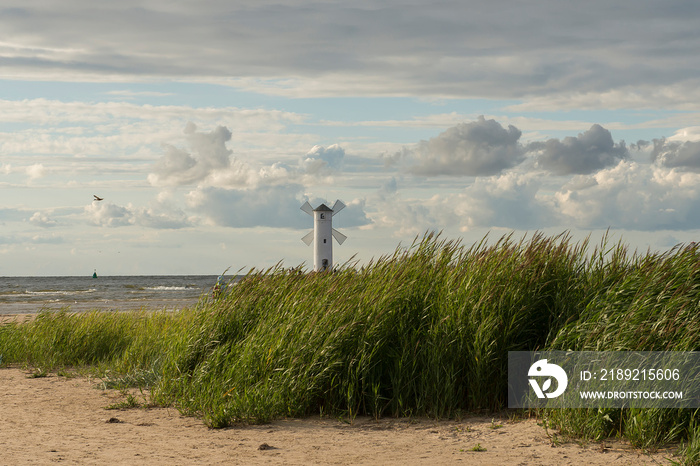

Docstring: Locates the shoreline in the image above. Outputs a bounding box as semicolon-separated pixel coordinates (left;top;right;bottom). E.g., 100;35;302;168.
0;298;200;316
0;300;199;325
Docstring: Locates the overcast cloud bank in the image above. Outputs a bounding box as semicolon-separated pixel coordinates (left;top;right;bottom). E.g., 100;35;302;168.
0;1;699;108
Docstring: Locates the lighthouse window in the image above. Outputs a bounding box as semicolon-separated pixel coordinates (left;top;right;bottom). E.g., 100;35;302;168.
320;213;325;219
323;239;327;243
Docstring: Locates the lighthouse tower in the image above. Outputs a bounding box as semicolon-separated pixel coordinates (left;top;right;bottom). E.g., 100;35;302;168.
301;200;347;271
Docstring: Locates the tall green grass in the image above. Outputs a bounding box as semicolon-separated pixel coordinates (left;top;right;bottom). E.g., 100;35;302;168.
1;231;699;461
545;241;700;458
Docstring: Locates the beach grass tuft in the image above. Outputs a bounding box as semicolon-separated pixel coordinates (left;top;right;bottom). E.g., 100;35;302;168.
1;231;700;460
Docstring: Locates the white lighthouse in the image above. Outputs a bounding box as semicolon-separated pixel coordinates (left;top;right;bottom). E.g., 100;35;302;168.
301;200;347;271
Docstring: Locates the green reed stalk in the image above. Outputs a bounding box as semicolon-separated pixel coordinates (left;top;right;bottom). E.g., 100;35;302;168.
1;232;699;462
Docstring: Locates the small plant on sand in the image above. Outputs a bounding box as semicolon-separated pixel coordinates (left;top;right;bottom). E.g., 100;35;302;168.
27;368;48;378
489;418;503;429
469;443;487;452
105;391;142;410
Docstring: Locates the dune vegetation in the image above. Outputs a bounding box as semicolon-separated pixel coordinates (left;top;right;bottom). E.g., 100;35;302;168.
1;232;700;462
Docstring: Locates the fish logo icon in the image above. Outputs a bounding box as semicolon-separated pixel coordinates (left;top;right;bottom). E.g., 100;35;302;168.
528;359;568;399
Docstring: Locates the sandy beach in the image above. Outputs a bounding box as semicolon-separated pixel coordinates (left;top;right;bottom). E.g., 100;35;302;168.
0;366;676;465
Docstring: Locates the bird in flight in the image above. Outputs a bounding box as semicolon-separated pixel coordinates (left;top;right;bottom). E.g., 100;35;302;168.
93;195;104;201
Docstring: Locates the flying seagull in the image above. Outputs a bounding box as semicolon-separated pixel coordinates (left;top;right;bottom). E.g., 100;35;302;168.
93;195;103;201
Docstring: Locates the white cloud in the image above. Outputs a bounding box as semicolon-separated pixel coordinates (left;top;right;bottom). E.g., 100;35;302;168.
370;172;556;235
148;123;233;187
26;163;46;180
390;118;632;178
505;85;700;113
322;112;468;129
148;124;354;193
84;198;193;229
29;211;58;228
0;99;306;168
369;193;441;237
302;144;345;175
668;126;700;142
105;90;173;98
0;99;304;129
651;138;700;171
85;201;133;227
530;124;629;175
135;205;192;229
555;162;700;230
374;141;700;235
395;116;525;176
454;173;558;230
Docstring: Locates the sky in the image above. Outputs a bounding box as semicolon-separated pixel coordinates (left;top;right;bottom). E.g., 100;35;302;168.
2;0;700;276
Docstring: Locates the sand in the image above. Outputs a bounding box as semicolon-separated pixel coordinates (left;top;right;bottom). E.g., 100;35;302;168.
0;367;677;466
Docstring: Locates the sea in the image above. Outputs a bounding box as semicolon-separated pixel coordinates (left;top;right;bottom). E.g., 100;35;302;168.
0;275;232;315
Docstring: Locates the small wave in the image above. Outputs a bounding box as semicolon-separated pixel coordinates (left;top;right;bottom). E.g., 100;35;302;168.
144;286;189;291
25;289;97;296
25;288;97;295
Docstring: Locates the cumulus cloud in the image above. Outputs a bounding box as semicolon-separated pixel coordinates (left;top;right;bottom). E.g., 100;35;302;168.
391;119;630;178
302;144;345;174
84;199;192;229
148;123;233;186
554;162;700;230
371;172;556;235
85;201;134;227
26;163;46;180
530;124;628;175
134;204;192;229
398;116;525;176
149;124;350;190
29;211;58;228
651;138;700;171
667;126;700;142
374;150;700;235
454;173;558;230
369;188;443;237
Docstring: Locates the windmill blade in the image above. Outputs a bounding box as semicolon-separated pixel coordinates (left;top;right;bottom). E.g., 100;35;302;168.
301;230;314;246
300;201;314;216
331;199;345;216
332;228;347;245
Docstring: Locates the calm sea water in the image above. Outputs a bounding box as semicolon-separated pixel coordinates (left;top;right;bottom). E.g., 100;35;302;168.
0;275;232;314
